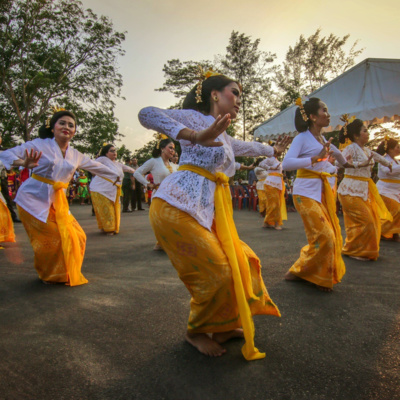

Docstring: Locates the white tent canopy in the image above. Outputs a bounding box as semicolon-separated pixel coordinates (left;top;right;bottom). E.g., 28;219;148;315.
254;58;400;141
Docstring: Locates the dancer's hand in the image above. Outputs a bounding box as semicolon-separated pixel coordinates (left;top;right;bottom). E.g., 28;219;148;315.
311;138;333;165
22;149;42;169
194;114;231;147
273;135;291;156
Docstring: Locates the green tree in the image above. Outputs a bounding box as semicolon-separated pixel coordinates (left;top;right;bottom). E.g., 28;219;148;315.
275;29;364;110
0;0;125;142
218;31;276;141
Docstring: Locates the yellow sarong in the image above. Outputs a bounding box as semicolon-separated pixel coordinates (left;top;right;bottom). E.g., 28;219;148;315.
31;174;88;286
257;190;267;214
296;169;345;281
0;198;15;243
172;165;280;361
343;175;393;222
267;172;287;221
380;195;400;239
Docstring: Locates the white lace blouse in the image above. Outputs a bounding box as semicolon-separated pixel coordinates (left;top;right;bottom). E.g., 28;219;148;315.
338;143;391;201
133;157;174;186
138;107;274;230
282;131;347;203
90;156;135;202
254;167;268;190
260;157;283;190
376;155;400;203
0;138;119;223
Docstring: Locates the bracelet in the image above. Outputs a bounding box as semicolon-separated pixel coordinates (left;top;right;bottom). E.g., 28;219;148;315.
189;130;197;145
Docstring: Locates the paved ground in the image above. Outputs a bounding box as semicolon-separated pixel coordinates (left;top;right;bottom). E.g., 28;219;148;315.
0;204;399;400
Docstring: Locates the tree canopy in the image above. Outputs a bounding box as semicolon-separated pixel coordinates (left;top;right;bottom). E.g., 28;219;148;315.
0;0;126;145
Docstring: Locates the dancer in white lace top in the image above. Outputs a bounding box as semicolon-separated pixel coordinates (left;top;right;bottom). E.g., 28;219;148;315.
376;138;400;242
338;119;392;260
139;72;290;359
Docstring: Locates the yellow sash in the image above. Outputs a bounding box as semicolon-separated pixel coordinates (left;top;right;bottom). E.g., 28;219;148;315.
178;165;265;361
344;175;393;221
380;178;400;184
296;169;345;279
268;172;287;221
32;173;88;286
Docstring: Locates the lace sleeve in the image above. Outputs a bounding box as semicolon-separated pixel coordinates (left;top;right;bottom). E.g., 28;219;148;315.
228;136;274;157
372;151;391;167
138;107;199;143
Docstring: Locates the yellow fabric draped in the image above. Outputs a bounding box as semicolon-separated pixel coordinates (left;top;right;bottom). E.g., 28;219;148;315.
296;169;345;279
178;165;266;361
0;198;15;243
268;172;287;221
32;173;88;286
380;178;400;184
344;175;393;222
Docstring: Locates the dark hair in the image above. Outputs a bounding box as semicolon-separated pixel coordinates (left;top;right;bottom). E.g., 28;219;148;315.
182;75;240;114
99;144;115;157
254;157;264;167
152;138;173;158
294;97;323;132
124;156;131;163
376;137;398;155
339;119;364;144
38;110;77;139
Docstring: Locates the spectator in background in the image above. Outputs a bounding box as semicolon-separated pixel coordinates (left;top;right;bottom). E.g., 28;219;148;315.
122;157;136;213
131;157;145;211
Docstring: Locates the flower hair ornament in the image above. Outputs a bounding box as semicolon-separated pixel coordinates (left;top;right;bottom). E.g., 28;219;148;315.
45;105;66;128
340;114;356;136
156;133;169;149
195;66;222;103
384;134;390;152
295;96;309;122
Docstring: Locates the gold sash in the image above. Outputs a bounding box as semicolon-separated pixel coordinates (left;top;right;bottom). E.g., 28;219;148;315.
344;175;393;221
380;178;400;184
178;165;265;361
32;173;88;286
296;169;345;279
267;172;287;221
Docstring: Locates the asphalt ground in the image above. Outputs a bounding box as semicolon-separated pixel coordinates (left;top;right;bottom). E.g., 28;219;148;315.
0;204;399;400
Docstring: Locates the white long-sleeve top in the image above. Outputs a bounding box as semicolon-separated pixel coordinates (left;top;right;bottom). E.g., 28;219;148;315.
282;130;347;202
0;138;119;223
254;167;268;190
0;159;6;204
138;107;274;230
260;157;283;190
376;155;400;203
133;157;173;186
338;143;391;201
90;156;135;202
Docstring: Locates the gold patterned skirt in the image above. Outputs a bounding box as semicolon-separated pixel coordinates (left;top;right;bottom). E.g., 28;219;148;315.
17;205;87;284
289;195;345;288
0;197;15;243
257;189;267;214
91;192;120;234
339;193;380;260
381;196;400;239
263;184;283;226
149;198;280;333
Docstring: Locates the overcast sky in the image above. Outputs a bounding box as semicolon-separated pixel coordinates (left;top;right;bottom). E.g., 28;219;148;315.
80;0;400;152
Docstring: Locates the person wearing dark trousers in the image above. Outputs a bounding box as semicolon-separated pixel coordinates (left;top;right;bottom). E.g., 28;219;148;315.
0;139;20;222
122;157;135;212
131;158;145;210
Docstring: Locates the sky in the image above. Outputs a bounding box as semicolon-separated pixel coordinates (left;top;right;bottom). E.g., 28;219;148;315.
80;0;400;152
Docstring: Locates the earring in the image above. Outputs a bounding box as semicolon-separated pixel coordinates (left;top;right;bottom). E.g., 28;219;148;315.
214;96;218;102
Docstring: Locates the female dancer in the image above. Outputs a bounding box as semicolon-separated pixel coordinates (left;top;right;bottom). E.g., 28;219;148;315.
260;155;287;230
254;159;268;217
376;138;400;242
90;144;135;236
0;109;119;285
338;120;393;260
133;137;176;250
138;71;289;360
0;160;15;249
282;98;356;292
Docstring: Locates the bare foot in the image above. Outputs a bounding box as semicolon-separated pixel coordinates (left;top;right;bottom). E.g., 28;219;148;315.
153;243;164;251
106;232;115;236
185;332;226;357
316;285;333;292
349;256;371;261
263;224;273;229
41;279;61;285
212;329;244;344
284;271;302;281
274;225;283;230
